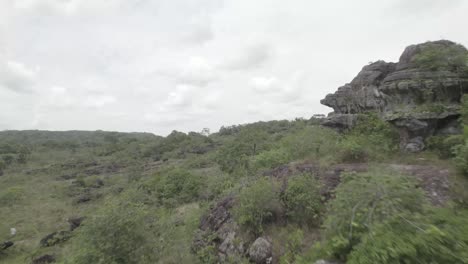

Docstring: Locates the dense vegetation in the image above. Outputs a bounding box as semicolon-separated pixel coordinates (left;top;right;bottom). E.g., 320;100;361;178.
1;88;468;263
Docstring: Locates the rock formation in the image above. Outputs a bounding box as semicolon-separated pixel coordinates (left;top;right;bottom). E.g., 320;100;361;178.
321;40;468;151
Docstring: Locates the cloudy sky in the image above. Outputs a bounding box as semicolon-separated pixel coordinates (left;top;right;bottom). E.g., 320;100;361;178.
1;0;467;135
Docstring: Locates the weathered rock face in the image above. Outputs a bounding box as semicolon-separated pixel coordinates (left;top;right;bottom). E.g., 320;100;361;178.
321;40;468;150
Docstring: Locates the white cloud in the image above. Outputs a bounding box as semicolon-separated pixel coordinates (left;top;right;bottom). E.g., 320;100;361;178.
84;94;116;108
0;60;38;93
1;0;468;134
223;43;273;70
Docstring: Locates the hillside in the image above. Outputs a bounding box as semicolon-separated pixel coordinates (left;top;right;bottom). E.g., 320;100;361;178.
1;41;468;264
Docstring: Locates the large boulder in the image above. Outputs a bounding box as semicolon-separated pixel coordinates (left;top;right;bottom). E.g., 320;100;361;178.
321;40;468;151
248;237;272;264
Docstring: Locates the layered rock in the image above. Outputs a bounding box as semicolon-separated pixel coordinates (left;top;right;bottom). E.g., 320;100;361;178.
321;40;468;150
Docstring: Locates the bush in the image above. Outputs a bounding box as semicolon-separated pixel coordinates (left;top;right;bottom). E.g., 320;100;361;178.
427;135;464;158
338;137;368;162
252;148;291;170
234;178;281;235
347;209;468;263
280;126;340;161
68;201;154;264
154;168;203;206
454;142;468;175
339;114;399;162
320;169;426;261
216;127;271;174
282;173;323;226
413;42;468;72
280;228;304;264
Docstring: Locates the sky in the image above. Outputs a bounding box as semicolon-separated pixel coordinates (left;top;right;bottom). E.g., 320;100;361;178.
1;0;467;135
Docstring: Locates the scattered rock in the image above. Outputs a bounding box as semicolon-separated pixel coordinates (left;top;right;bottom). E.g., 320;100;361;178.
1;241;14;251
68;217;85;231
248;237;272;264
32;254;56;264
40;231;72;247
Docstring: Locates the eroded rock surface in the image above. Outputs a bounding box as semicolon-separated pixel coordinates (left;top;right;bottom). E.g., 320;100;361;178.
321;40;468;150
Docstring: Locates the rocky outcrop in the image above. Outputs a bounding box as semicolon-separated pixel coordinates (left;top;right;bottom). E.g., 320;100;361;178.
192;195;246;262
321;40;468;150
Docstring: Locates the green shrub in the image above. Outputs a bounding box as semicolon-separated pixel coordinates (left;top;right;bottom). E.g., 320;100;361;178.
154;168;203;206
280;126;340;161
68;201;154;264
280;228;304;264
234;178;281;235
454;141;468;175
320;169;426;261
252;148;291;170
413;42;468;72
426;135;464;158
339;114;399;162
338;137;368;162
348;209;468;264
282;173;323;226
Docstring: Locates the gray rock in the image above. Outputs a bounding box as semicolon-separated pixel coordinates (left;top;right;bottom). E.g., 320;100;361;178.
248;237;272;264
404;137;425;152
321;114;360;131
320;40;468;150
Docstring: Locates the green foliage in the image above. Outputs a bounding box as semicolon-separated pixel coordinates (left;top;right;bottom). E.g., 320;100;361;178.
413;42;468;72
347;208;468;264
280;126;340;161
339;114;399;162
280;228;304;264
216;127;270;174
68;200;154;264
427;135;464;158
234;178;281;235
320;169;426;261
282;173;323;226
454;142;468;175
252;148;291;170
454;95;468;175
150;168;203;207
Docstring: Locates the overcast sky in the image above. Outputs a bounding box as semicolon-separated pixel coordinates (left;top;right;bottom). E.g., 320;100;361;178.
1;0;467;135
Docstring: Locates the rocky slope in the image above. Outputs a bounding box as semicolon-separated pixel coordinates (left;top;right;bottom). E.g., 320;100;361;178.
321;40;468;151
